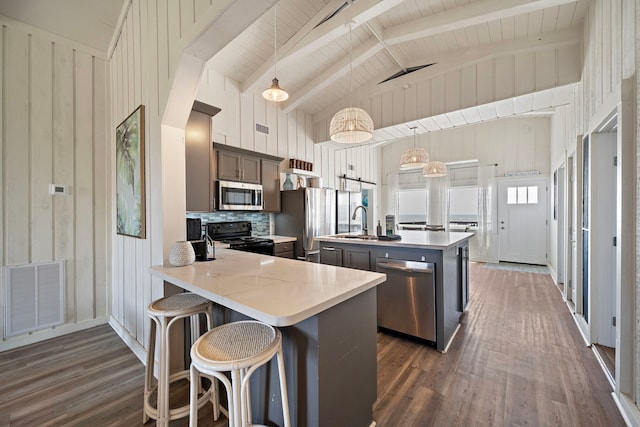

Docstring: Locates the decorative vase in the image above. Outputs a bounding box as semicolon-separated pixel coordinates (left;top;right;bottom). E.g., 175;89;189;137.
169;241;195;266
283;174;294;191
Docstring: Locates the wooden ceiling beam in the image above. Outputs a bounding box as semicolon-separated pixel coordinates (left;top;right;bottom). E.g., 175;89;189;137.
383;0;579;46
241;0;402;95
281;37;382;113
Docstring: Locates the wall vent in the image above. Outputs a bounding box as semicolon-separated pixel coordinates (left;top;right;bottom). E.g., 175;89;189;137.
3;261;65;338
256;123;270;135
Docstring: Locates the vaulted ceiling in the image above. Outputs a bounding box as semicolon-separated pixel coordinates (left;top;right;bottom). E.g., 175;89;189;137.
210;0;586;122
204;0;587;145
0;0;587;144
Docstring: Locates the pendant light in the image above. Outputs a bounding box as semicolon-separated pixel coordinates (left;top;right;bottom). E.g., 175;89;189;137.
263;6;288;102
399;126;429;170
329;22;374;144
423;161;448;177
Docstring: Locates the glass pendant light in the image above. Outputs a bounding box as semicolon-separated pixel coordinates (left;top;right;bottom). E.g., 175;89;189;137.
399;127;429;170
423;161;448;177
263;6;288;102
330;22;374;144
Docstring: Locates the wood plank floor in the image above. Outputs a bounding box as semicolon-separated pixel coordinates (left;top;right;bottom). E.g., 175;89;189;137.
0;263;624;426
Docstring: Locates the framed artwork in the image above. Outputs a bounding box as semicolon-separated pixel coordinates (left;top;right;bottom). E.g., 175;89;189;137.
116;105;146;238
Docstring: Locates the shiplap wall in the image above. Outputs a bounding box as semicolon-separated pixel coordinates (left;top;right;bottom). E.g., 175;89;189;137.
109;0;376;358
0;16;109;349
548;0;639;419
108;0;254;356
314;43;581;142
196;65;377;190
377;116;551;219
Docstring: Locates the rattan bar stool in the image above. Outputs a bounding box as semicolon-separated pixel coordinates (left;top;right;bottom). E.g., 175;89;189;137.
143;292;218;426
189;320;291;427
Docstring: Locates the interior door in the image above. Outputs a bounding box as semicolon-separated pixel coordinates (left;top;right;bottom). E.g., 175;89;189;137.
556;166;565;284
498;178;548;264
590;132;617;347
568;155;576;305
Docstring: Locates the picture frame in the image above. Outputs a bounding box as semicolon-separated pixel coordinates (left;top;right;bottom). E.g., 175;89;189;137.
116;105;146;238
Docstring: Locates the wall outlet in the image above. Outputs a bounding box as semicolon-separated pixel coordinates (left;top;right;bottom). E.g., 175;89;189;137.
48;184;68;195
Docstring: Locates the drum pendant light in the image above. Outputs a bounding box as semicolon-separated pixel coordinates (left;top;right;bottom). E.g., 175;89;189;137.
329;22;374;144
399;127;429;170
423;161;448;177
263;6;288;102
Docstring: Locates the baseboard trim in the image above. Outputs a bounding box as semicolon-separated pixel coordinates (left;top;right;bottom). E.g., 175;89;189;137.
591;345;615;390
0;317;109;352
108;316;146;365
613;392;638;427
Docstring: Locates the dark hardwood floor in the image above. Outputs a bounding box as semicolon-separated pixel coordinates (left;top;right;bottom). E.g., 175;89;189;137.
0;263;624;426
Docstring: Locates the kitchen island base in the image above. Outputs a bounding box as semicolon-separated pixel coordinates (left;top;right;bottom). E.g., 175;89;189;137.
218;287;377;427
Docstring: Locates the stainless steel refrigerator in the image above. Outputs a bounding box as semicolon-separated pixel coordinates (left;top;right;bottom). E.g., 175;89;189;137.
336;190;363;234
275;188;336;262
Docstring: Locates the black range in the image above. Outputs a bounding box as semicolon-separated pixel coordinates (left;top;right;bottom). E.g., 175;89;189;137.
207;221;274;256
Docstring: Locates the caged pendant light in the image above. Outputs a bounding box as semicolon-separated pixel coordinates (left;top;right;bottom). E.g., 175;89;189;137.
399;126;429;170
423;161;448;177
263;6;289;102
329;22;374;144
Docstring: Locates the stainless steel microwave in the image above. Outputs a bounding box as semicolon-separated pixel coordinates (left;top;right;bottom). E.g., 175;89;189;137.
218;180;263;211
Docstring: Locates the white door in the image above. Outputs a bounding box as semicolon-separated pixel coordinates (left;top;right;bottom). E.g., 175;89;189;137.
567;155;576;305
556;167;565;283
498;178;548;264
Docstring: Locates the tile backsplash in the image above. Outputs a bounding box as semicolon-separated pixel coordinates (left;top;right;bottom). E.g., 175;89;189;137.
187;212;271;235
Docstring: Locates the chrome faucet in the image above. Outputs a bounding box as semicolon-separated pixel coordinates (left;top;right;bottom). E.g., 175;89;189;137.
352;205;368;235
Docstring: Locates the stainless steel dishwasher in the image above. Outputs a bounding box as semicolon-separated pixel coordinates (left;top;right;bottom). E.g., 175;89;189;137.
375;258;436;341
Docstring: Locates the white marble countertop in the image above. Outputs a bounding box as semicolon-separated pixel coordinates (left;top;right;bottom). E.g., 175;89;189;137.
149;248;385;327
316;229;475;250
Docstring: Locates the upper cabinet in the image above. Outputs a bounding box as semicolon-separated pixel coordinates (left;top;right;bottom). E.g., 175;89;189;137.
261;159;281;212
185;102;220;212
217;150;261;184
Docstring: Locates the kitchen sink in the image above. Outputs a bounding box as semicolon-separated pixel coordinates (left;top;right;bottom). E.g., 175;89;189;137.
333;234;378;240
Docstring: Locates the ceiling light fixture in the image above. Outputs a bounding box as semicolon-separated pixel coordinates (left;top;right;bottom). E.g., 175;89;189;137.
329;22;374;144
423;161;448;177
399;126;429;170
263;6;288;102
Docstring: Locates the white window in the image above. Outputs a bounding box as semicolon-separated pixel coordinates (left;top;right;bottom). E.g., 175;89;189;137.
507;186;539;205
397;189;427;223
449;186;479;222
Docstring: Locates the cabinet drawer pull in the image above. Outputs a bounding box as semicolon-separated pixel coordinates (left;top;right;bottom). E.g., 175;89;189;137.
322;247;336;251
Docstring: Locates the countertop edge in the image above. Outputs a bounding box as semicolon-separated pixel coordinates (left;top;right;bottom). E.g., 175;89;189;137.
316;232;474;250
149;264;385;327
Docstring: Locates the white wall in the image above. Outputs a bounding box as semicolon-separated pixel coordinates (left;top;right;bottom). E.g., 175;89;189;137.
548;0;639;421
196;63;378;190
0;16;110;350
314;42;581;143
107;0;377;360
377;116;550;224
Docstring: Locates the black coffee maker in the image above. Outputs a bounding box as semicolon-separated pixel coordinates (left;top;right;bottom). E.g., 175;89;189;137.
186;218;214;261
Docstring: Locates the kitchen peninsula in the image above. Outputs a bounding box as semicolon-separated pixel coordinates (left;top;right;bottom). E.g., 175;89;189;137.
317;230;474;352
150;248;385;427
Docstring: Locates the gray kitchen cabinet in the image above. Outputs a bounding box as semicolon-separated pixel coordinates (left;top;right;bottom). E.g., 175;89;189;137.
320;244;370;270
261;159;281;212
319;238;468;352
320;245;343;266
218;150;261;184
274;241;294;259
458;243;470;311
344;248;370;271
185;102;220;212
